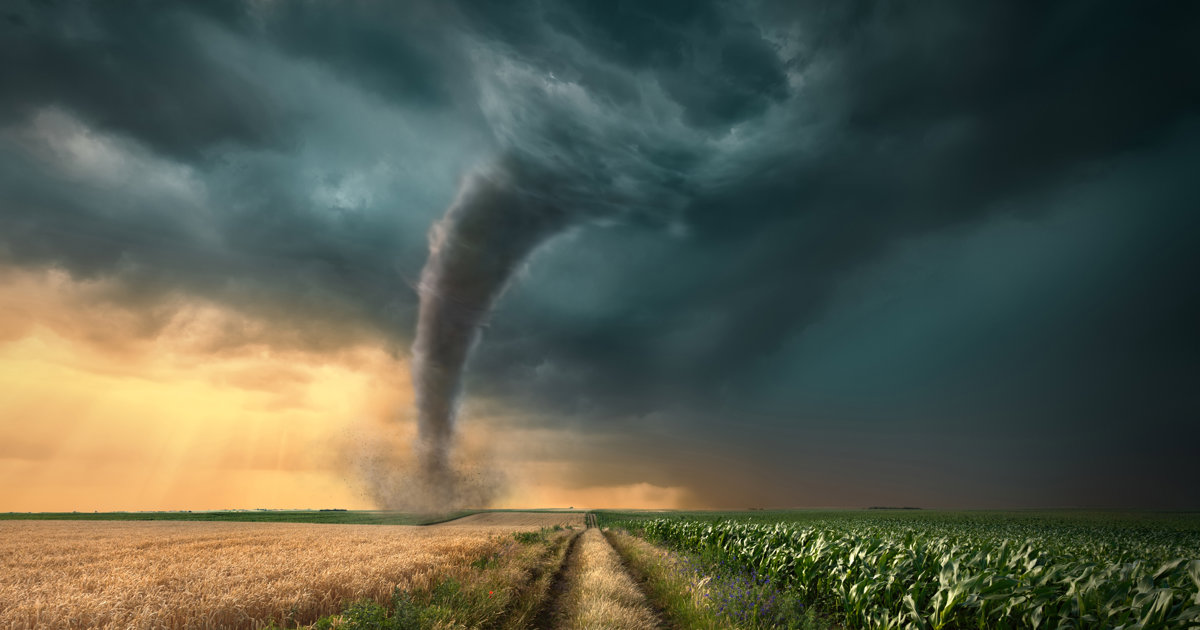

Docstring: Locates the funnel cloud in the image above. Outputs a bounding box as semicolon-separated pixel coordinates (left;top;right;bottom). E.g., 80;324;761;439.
411;160;568;491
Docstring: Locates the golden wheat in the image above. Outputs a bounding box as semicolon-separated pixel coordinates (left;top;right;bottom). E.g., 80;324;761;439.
0;520;509;629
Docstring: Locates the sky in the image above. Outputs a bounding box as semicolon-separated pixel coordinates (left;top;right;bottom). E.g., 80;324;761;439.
1;0;1197;511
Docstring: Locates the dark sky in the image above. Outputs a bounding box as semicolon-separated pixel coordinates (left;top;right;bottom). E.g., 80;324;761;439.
2;0;1198;508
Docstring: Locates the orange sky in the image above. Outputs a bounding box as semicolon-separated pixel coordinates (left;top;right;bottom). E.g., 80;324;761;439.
0;267;688;511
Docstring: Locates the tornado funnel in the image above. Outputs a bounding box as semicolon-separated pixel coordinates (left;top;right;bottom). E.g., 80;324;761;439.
411;160;566;476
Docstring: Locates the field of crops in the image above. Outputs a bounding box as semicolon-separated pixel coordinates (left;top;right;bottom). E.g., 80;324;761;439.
0;520;510;629
603;511;1200;629
0;510;474;525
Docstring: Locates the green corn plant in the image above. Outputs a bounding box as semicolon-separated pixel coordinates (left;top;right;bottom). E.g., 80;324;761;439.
612;513;1199;630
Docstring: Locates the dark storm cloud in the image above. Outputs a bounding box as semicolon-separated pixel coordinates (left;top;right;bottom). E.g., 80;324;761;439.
460;0;790;128
195;1;469;111
0;2;289;161
460;0;1200;506
1;0;1197;506
0;0;485;353
471;0;1200;408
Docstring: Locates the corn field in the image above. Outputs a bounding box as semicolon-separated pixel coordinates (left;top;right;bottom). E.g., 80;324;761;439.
613;515;1200;629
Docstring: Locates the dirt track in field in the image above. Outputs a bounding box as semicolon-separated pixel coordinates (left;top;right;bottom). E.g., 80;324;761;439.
529;514;663;630
434;511;586;529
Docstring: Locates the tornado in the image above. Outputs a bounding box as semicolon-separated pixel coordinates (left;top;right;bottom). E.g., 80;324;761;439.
411;159;567;484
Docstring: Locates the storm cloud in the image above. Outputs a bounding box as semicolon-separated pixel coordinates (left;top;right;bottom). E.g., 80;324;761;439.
1;0;1197;508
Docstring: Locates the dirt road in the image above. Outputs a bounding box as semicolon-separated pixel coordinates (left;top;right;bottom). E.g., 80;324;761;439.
534;514;662;630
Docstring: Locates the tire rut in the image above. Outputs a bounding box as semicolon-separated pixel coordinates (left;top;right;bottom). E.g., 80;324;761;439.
530;530;583;630
601;528;674;629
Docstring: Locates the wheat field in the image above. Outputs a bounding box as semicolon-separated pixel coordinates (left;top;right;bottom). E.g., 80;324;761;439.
0;520;509;629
